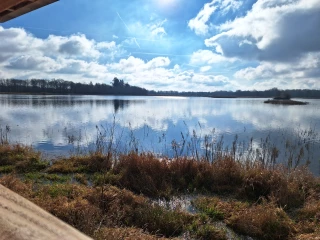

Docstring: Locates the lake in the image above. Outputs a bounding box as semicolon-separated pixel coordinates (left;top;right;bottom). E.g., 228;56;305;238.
0;94;319;175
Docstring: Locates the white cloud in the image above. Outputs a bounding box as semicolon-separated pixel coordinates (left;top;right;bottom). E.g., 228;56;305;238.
190;49;236;65
146;57;170;69
204;0;320;62
97;41;116;50
186;0;320;90
220;0;243;14
127;18;168;41
7;55;59;71
150;19;167;38
234;53;320;89
0;26;124;83
188;1;217;36
200;66;212;72
188;0;243;36
0;26;231;91
106;55;230;91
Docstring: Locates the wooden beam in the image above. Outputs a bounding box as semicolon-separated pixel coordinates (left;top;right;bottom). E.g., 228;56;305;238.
0;0;26;12
0;0;58;23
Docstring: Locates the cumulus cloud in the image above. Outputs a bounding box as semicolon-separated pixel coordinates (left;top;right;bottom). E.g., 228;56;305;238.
45;34;114;59
204;0;320;62
0;27;42;62
0;27;122;62
185;0;320;89
234;53;320;89
106;56;230;91
0;26;231;91
107;56;171;73
6;55;58;71
0;26;124;83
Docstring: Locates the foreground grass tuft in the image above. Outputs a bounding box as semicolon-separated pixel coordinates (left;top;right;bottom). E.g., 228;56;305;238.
0;144;47;173
227;200;295;240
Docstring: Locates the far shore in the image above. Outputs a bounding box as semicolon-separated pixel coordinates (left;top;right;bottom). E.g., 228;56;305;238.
1;92;320;100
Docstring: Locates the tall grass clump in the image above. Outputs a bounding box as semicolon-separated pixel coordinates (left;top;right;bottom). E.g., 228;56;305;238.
193;197;296;240
0;144;47;173
241;165;316;208
111;153;245;197
227;200;295;240
112;153;171;197
47;153;112;174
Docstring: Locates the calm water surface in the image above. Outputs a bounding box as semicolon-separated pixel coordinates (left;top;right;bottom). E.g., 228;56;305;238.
0;94;319;174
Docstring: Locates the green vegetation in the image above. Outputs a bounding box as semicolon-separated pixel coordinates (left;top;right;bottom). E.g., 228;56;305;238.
0;143;319;239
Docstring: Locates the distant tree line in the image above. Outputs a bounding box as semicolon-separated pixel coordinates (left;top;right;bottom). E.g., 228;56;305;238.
0;78;319;98
150;87;320;99
0;78;148;95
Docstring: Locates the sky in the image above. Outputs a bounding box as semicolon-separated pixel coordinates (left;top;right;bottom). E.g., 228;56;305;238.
0;0;319;91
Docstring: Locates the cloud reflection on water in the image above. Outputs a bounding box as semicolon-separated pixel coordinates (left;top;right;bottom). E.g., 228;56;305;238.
0;95;319;174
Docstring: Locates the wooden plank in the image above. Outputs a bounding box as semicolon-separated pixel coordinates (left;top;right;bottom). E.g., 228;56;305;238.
0;0;58;23
0;184;92;240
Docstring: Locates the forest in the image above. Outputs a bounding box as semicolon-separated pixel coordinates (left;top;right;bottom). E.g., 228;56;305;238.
0;78;320;98
0;78;148;95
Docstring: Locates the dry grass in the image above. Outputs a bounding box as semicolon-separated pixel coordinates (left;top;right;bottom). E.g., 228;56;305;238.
294;192;320;236
112;154;244;197
241;165;316;208
193;197;295;240
0;144;320;239
227;200;295;240
0;175;196;238
113;153;171;197
47;153;112;173
94;227;171;240
0;144;47;173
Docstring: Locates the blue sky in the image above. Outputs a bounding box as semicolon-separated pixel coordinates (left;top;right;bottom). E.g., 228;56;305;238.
0;0;319;91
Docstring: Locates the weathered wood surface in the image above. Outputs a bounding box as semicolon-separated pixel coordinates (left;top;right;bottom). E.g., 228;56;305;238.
0;184;92;240
0;0;58;23
0;0;26;12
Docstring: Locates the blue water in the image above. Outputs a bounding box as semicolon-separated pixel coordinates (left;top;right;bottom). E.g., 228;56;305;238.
0;94;319;175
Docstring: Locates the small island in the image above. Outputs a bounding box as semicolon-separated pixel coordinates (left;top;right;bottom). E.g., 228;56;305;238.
264;91;308;105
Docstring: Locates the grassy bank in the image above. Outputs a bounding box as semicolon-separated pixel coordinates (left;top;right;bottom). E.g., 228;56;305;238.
0;144;319;239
